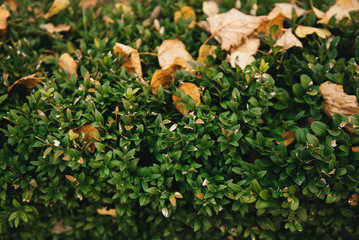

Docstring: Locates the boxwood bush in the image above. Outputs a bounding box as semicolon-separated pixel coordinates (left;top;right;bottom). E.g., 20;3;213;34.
1;0;359;239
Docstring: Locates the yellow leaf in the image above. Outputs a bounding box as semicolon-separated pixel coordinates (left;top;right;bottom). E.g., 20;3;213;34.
80;0;97;10
158;39;194;71
8;73;44;92
312;6;325;19
295;25;331;38
113;43;142;76
58;53;78;78
174;6;196;28
201;9;263;51
40;23;71;33
5;0;18;12
124;125;133;131
275;131;295;146
97;207;117;217
352;146;359;152
197;44;217;63
203;1;219;17
194;119;205;124
273;28;303;52
77;157;84;164
44;0;69;19
172;82;201;115
169;195;176;207
62;155;70;161
317;0;359;24
65;175;76;182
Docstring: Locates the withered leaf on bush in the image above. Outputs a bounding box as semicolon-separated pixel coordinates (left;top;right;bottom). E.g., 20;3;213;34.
197;44;217;63
97;207;117;217
172;82;201;115
72;124;99;153
273;28;303;52
317;0;359;25
44;0;69;19
203;1;219;17
319;81;359;135
257;7;285;39
113;43;142;76
58;53;78;78
174;6;196;28
295;25;331;38
0;8;10;38
203;9;263;51
158;39;194;71
8;73;44;92
150;58;186;95
41;23;71;33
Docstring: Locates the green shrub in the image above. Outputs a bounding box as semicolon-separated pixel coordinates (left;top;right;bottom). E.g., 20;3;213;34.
1;0;359;239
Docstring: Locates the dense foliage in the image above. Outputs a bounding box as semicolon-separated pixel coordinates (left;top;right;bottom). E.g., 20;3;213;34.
1;0;359;239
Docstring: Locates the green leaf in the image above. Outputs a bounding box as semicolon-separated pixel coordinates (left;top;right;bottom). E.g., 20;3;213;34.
306;134;319;147
311;121;328;137
251;179;262;193
194;219;202;232
228;183;242;192
259;189;270;200
292;83;304;97
145;187;159;194
295;128;306;144
94;109;104;125
297;207;307;221
232;167;242;175
290;196;299;211
8;212;17;222
0;94;8;105
13;199;21;208
300;74;313;90
256;198;271;209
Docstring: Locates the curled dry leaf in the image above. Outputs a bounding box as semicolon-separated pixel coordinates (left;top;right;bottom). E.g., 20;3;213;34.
44;0;70;19
230;51;256;70
197;44;217;63
72;124;99;153
174;6;196;28
150;59;186;95
58;53;78;78
172;82;201;115
0;8;10;38
158;39;194;71
204;9;263;51
295;25;331;38
257;7;285;39
8;73;44;92
97;207;117;217
113;43;142;76
273;3;306;19
203;1;219;17
51;220;72;234
40;23;71;33
317;0;359;24
273;28;303;52
319;81;359;135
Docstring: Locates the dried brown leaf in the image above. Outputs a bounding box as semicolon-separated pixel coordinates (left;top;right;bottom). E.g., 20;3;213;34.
5;0;18;12
273;28;303;51
352;146;359;152
97;207;117;217
65;175;76;182
229;51;256;69
0;8;10;38
312;6;326;19
158;39;194;71
51;220;72;234
295;25;331;38
174;6;196;28
195;192;204;200
204;9;263;51
197;44;217;63
44;0;69;19
58;53;78;78
282;131;295;146
80;0;97;10
72;124;99;153
150;61;182;95
229;37;260;56
273;3;306;19
41;23;71;33
257;7;285;39
172;82;201;115
203;1;219;17
8;73;44;92
319;81;359;135
113;43;142;76
169;195;176;207
317;0;359;24
174;192;183;198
